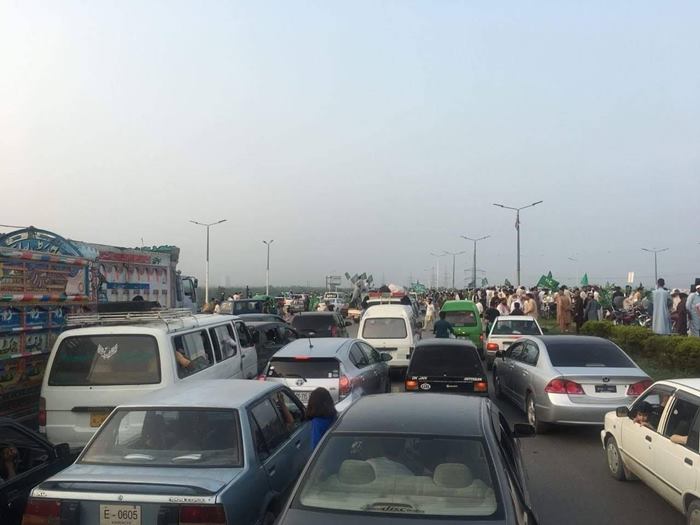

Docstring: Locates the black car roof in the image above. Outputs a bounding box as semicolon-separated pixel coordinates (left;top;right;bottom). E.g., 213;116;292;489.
535;335;608;344
415;338;477;349
335;393;487;437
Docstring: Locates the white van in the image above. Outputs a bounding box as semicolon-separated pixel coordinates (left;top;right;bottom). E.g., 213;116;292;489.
358;305;420;368
40;310;258;450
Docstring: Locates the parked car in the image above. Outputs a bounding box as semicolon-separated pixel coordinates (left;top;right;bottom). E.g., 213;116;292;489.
246;321;299;373
237;313;287;324
405;339;488;395
276;393;538;524
292;312;350;338
358;305;421;370
262;338;392;410
602;379;700;522
493;335;651;433
41;310;258;450
439;300;484;355
485;316;543;369
24;380;312;525
220;297;275;315
0;418;73;525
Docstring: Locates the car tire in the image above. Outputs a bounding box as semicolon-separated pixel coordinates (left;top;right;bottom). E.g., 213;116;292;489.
526;393;550;434
687;499;700;525
605;436;627;481
494;371;505;399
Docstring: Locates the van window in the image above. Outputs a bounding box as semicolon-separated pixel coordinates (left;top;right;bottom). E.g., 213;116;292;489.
210;324;237;360
173;331;214;378
361;318;408;339
443;311;477;327
49;335;160;386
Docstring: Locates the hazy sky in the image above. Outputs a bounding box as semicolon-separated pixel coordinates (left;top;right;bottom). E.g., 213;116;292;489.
2;1;699;289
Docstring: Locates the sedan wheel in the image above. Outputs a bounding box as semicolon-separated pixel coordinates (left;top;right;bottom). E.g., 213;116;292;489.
606;436;627;481
687;500;700;525
526;394;549;434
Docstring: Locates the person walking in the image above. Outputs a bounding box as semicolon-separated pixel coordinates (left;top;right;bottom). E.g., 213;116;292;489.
433;311;454;338
651;278;672;335
555;286;572;333
687;285;700;337
423;299;436;331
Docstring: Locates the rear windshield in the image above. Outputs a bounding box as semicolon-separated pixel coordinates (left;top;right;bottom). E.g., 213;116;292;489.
546;340;635;368
444;311;477;327
232;301;263;314
296;435;500;518
293;316;335;330
80;408;241;467
491;319;541;336
409;346;482;376
49;335;160;386
267;357;340;379
362;318;408;339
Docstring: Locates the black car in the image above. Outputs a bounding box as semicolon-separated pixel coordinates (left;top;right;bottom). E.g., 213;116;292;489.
237;313;287;324
246;321;299;373
405;339;488;395
0;418;73;525
277;394;538;525
292;312;350;338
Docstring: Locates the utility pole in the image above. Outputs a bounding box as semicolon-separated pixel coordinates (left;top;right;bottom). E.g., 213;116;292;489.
492;201;543;286
461;235;489;290
263;240;274;296
443;250;466;290
190;219;227;304
641;247;669;284
430;252;447;290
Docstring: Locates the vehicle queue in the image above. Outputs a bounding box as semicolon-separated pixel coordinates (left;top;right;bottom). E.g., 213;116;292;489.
2;291;699;525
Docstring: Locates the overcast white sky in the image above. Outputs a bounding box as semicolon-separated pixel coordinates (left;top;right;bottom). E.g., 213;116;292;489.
1;1;698;289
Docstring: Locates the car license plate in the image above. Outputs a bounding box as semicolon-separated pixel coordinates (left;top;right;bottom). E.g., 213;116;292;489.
90;412;110;427
595;385;617;393
100;504;141;525
294;391;310;404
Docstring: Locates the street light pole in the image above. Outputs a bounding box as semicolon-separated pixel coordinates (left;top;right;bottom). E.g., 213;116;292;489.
263;240;274;296
641;247;669;284
461;235;490;290
190;219;227;305
492;201;543;286
443;251;466;290
430;252;447;290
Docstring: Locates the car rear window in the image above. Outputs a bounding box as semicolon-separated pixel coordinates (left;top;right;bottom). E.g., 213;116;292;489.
267;357;340;379
49;335;160;386
546;340;635;368
491;319;541;336
80;408;242;467
443;311;477;326
362;318;408;339
293;315;335;331
296;435;501;518
409;346;483;376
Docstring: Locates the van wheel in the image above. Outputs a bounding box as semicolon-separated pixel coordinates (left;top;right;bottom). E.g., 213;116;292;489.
605;436;627;481
687;499;700;525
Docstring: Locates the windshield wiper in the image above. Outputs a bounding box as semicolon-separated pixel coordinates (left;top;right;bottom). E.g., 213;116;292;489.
123;453;154;461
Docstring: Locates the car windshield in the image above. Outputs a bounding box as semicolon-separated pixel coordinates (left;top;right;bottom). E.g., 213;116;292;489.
49;335;160;386
293;316;335;331
546;340;635;368
80;409;242;467
491;319;541;336
296;435;500;518
267;357;340;379
443;311;477;327
409;346;482;377
231;301;263;314
362;318;408;339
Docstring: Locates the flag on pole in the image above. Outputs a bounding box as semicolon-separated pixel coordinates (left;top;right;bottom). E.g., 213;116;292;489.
580;273;589;286
504;278;512;287
536;274;560;290
481;277;489;287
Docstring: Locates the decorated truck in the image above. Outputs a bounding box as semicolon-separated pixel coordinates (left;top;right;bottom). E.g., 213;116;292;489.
0;226;198;425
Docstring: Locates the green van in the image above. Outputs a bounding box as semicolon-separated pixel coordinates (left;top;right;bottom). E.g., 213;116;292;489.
439;300;484;356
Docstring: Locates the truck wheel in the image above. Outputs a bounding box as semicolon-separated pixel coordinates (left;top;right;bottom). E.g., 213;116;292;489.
605;436;627;481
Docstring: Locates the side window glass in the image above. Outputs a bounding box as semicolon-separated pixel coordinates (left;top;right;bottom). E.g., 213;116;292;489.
250;399;289;454
273;390;304;432
631;388;674;433
285;328;298;342
523;343;539;366
349;344;368;368
359;342;380;364
236;322;252;347
173;331;214;378
664;397;700;450
0;425;51;485
249;415;269;461
508;344;523;361
208;328;223;362
211;325;237;360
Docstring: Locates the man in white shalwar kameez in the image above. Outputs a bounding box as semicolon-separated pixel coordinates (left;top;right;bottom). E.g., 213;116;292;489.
651;279;671;335
687;285;700;337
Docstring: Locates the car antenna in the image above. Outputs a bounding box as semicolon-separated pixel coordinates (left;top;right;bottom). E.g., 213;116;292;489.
308;336;313;349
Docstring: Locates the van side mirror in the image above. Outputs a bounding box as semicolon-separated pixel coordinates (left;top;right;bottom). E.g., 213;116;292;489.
616;406;630;418
495;350;504;359
380;352;393;362
513;423;536;438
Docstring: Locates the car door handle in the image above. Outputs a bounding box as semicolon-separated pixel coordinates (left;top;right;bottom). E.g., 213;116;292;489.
686;458;693;466
521;371;529;376
268;466;277;476
295;440;301;449
645;435;652;443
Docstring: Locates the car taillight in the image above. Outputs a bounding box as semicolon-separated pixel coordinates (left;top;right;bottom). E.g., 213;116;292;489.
38;396;46;428
21;498;61;525
627;379;653;397
474;381;488;393
486;343;499;351
339;375;351;398
545;378;585;395
405;379;418;391
179;505;226;524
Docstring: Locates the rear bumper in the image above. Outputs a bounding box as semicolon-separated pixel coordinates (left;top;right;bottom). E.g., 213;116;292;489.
537;394;628;425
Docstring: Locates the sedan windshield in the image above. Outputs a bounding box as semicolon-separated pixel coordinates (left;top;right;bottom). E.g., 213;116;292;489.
296;435;500;518
80;409;242;467
491;320;541;336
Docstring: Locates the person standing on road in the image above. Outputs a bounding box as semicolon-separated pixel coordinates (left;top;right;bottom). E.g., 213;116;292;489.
583;293;601;323
433;311;454;338
687;285;700;337
672;291;689;335
497;297;510;316
511;302;524;316
651;278;672;335
555;286;572;333
573;293;585;333
306;387;337;448
423;299;436;331
484;299;500;333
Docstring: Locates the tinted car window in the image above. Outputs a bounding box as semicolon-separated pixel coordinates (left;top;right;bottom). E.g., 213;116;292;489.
664;397;700;450
235;322;252;347
546;340;635;368
359;342;380;364
267;358;340;379
251;399;289;452
0;425;51;484
409;345;482;376
443;311;477;326
361;318;408;339
349;344;369;368
49;335;160;386
521;342;539;366
293;315;335;331
492;319;541;336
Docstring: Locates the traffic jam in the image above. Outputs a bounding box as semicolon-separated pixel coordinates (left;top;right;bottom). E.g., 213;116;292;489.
0;227;697;525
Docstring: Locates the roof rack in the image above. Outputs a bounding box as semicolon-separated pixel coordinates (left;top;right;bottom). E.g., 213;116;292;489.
65;308;199;332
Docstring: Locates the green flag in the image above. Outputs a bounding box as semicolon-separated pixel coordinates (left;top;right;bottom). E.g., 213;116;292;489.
504;278;512;287
580;273;589;286
481;277;489;287
547;271;553;278
536;274;560;290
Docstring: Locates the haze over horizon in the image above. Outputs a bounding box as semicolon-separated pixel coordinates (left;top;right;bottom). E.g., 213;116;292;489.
2;1;699;289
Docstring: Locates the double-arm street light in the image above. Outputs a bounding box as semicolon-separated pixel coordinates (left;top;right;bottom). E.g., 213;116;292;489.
492;201;543;286
443;250;466;290
190;219;227;304
263;240;274;296
641;247;669;284
430;252;447;290
461;235;490;290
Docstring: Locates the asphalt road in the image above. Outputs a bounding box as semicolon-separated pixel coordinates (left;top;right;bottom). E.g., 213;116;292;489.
348;324;684;525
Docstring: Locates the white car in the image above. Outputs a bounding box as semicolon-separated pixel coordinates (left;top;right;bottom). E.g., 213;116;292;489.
602;379;700;522
485;316;542;369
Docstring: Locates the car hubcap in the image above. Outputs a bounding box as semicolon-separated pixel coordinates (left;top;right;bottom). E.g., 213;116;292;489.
607;442;619;472
527;398;536;427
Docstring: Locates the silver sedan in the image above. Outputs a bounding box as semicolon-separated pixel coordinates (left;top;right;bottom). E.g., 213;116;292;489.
493;335;651;433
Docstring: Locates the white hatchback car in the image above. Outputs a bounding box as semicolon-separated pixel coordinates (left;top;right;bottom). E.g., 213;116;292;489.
485;316;542;369
602;379;700;522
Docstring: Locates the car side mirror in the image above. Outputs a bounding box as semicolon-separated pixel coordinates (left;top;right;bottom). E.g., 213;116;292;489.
513;423;536;438
495;350;504;359
381;352;393;362
55;442;71;459
616;406;630;418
